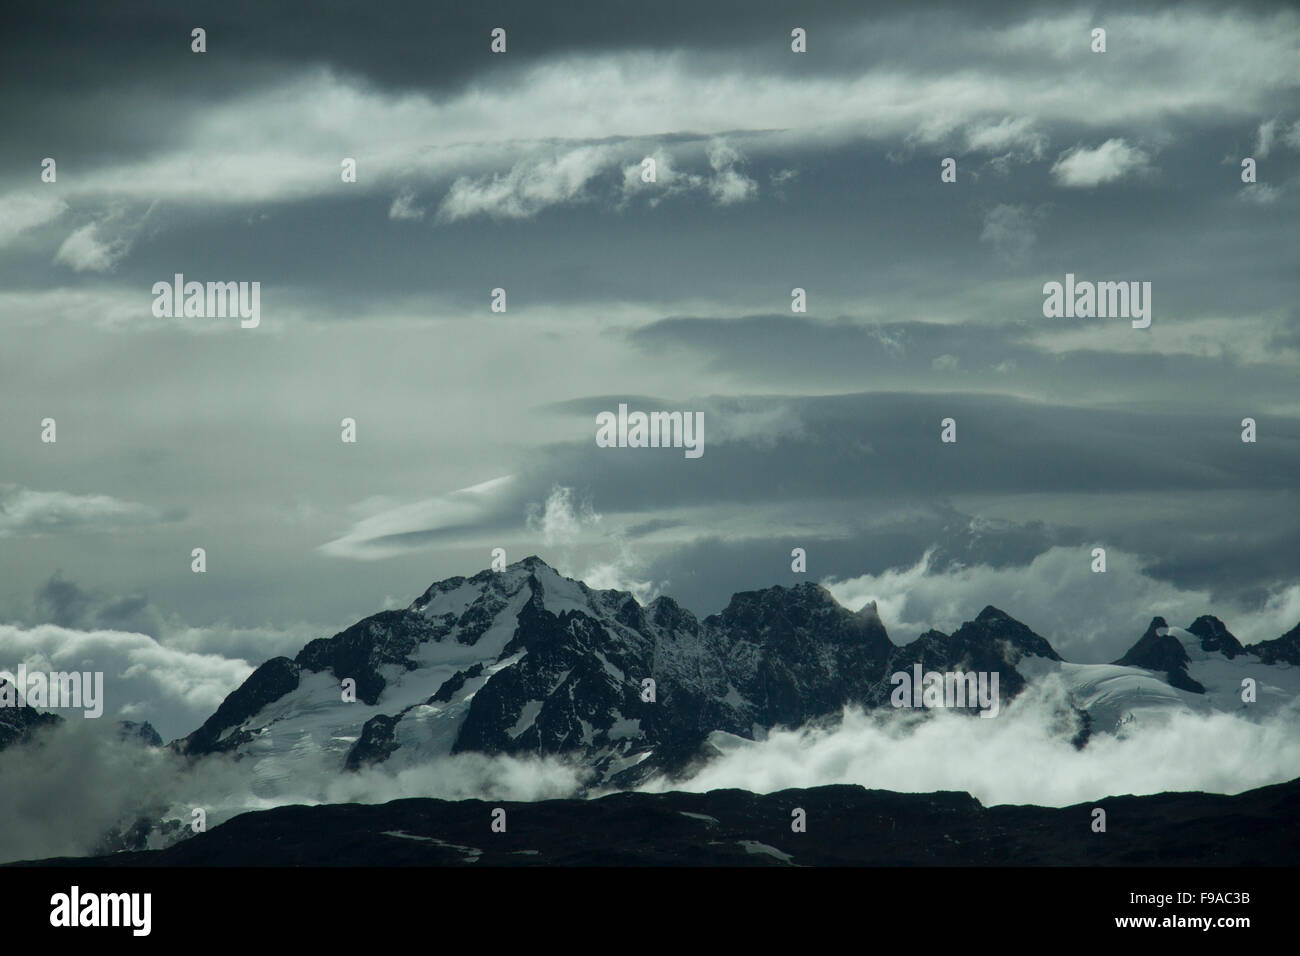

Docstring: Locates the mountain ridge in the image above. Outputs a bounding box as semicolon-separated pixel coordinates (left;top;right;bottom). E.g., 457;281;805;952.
162;556;1299;790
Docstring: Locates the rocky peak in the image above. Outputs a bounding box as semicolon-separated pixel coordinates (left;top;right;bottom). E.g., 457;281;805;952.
0;678;62;753
1246;620;1300;665
1113;617;1204;693
954;607;1062;662
1187;615;1246;659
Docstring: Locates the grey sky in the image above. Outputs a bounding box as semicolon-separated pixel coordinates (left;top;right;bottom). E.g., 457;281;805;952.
1;0;1298;740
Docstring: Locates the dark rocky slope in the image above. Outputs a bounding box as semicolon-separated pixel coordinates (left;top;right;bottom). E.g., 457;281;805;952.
16;776;1298;867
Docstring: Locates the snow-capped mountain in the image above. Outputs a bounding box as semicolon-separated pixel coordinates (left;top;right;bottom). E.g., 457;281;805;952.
172;556;1300;791
1019;615;1300;738
177;556;896;788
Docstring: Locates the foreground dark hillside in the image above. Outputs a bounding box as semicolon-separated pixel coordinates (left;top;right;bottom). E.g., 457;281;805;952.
17;777;1299;867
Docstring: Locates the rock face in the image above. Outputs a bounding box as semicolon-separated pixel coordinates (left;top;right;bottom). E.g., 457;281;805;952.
169;556;1300;791
866;605;1062;709
1;692;164;755
21;776;1300;867
172;557;1063;786
1187;615;1246;659
0;679;61;753
1246;620;1300;665
1112;617;1206;693
118;721;163;747
174;558;911;786
178;656;302;756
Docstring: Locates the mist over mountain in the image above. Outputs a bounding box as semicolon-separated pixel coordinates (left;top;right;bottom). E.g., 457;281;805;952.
169;557;1300;784
4;556;1299;864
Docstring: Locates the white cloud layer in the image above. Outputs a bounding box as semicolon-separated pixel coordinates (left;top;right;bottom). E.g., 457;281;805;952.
319;475;521;560
1050;138;1152;187
0;193;67;247
0;719;585;863
822;546;1300;661
53;221;132;273
526;485;601;546
387;188;425;221
1;9;1292;221
0;622;254;739
0;485;163;537
437;145;616;222
645;689;1300;808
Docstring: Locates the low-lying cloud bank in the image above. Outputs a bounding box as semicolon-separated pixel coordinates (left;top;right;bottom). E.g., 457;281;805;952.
0;623;254;740
4;668;1298;864
0;720;586;864
643;681;1300;808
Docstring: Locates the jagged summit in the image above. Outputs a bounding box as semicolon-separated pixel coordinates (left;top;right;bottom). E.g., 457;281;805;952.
856;599;881;622
0;679;61;751
1187;615;1246;659
163;560;1300;795
1247;620;1300;665
708;579;865;624
957;607;1063;661
410;555;640;622
1113;618;1202;694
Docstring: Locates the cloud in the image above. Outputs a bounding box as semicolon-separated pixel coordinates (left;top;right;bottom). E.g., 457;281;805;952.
0;193;67;247
436;145;616;222
576;540;662;606
822;546;1300;662
1285;119;1300;151
53;221;132;273
963;116;1047;165
705;139;758;205
32;571;165;637
387;188;425;221
0;722;203;863
0;622;254;741
1050;138;1152;187
525;485;601;546
1238;183;1283;205
643;691;1300;808
431;138;759;222
0;486;166;537
319;475;523;560
2;8;1295;223
619;141;762;208
698;397;805;446
0;719;585;863
20;571;318;671
620;148;673;200
978;202;1044;265
1254;118;1278;158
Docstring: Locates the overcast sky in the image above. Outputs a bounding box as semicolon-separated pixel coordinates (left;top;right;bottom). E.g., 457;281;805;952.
2;0;1298;740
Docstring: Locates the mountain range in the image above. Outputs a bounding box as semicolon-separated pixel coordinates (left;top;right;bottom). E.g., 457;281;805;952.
5;555;1299;861
169;556;1300;785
